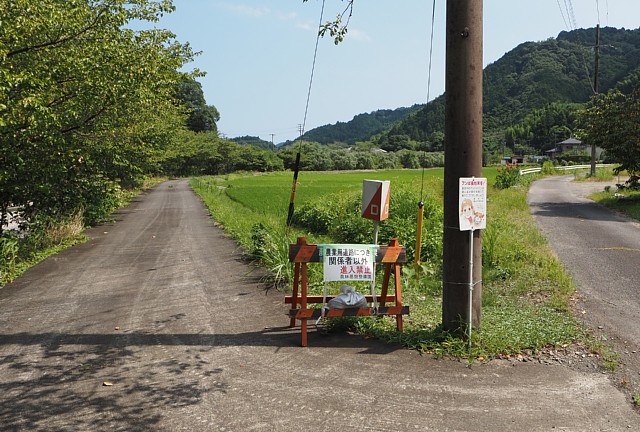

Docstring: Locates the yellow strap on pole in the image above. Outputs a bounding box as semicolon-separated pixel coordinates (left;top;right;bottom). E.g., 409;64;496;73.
414;201;425;266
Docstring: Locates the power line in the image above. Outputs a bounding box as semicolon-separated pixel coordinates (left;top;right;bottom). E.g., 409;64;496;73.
556;0;570;31
300;0;326;139
556;0;599;95
564;0;578;30
421;0;437;203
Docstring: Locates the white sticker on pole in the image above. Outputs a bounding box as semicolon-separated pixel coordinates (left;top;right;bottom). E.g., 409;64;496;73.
322;244;377;282
361;180;390;221
459;177;487;231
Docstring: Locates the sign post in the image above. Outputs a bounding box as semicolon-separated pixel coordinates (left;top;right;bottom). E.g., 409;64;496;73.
361;179;390;243
361;180;390;311
458;177;487;343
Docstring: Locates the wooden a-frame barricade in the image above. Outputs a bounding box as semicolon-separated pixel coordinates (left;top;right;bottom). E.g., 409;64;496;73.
285;236;409;347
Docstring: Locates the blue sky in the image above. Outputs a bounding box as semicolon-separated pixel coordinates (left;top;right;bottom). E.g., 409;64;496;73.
155;1;640;143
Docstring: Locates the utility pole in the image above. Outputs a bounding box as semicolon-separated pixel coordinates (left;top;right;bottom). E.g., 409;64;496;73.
270;133;275;146
590;24;600;176
442;0;483;333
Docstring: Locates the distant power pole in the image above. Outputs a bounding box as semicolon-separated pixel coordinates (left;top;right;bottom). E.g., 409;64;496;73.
442;0;483;333
270;133;275;145
590;24;601;176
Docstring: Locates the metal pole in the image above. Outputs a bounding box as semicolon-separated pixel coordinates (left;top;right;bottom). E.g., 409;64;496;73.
371;220;380;311
286;152;301;226
590;24;600;177
414;202;425;266
442;0;483;333
468;229;474;345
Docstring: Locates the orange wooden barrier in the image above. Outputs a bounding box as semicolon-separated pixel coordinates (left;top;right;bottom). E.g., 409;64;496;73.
286;236;409;347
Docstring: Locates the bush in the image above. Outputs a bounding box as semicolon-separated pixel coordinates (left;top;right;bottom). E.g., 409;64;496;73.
541;160;556;175
297;185;444;268
494;162;520;189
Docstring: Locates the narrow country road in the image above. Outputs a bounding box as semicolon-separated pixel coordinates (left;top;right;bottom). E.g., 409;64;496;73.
528;175;640;392
0;179;637;431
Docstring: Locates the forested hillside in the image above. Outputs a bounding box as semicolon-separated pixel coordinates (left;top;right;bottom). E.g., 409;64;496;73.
231;136;276;151
306;27;640;157
296;105;422;145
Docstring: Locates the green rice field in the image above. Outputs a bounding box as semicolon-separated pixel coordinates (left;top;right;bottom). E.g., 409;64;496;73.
191;168;596;359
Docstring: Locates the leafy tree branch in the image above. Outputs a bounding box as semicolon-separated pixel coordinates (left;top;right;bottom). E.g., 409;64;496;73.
303;0;354;44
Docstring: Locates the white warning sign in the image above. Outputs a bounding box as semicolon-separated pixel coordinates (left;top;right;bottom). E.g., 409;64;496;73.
458;177;487;231
322;244;377;282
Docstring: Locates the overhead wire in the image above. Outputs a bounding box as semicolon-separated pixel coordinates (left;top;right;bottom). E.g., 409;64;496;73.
300;0;326;141
415;0;437;268
556;0;570;29
420;0;437;204
286;0;326;227
556;0;598;94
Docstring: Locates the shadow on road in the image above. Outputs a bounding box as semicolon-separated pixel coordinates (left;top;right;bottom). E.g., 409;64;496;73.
0;328;401;429
530;200;622;221
0;327;402;354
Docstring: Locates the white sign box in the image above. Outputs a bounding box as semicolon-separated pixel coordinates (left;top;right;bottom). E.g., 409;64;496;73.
361;180;390;221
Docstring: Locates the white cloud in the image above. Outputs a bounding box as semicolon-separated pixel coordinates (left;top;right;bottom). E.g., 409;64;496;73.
219;3;270;18
276;11;298;21
346;28;371;43
295;20;316;32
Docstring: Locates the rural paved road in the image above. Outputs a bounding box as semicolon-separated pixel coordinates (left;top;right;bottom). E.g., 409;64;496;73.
1;179;638;431
529;175;640;400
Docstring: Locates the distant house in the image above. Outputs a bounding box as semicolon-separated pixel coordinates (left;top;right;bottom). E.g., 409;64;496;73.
501;155;526;165
545;138;603;160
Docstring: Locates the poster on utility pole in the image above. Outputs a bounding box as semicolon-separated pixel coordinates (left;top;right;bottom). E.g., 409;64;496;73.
458;177;487;231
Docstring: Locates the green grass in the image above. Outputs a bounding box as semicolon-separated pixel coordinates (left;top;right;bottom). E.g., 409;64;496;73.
573;167;617;182
191;168;590;359
592;189;640;221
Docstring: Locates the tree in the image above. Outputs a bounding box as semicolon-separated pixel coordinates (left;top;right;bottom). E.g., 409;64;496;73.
580;85;640;176
0;0;196;226
175;77;220;133
303;0;354;45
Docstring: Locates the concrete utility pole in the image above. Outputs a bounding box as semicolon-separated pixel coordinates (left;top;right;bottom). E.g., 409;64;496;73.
442;0;483;333
590;24;600;176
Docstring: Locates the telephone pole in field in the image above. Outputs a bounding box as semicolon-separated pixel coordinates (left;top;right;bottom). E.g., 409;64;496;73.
442;0;484;332
590;24;601;176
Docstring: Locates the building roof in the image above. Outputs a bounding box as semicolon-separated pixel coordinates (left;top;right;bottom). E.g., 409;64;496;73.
558;138;582;145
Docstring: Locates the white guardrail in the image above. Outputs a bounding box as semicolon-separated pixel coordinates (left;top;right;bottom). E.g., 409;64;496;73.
519;164;614;176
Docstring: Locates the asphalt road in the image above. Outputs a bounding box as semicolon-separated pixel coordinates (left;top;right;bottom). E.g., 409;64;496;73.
0;179;638;431
528;175;640;396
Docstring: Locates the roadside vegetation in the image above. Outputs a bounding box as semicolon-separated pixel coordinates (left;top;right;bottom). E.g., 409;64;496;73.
0;177;165;287
592;185;640;221
191;168;598;359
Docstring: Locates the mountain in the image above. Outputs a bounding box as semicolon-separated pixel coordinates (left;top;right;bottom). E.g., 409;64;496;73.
230;135;276;151
296;105;423;145
382;26;640;151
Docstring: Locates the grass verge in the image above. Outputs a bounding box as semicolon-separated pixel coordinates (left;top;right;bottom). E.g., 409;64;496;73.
591;189;640;221
191;170;596;360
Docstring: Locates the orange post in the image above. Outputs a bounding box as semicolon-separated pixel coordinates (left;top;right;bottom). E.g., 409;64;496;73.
289;263;300;328
286;237;408;347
